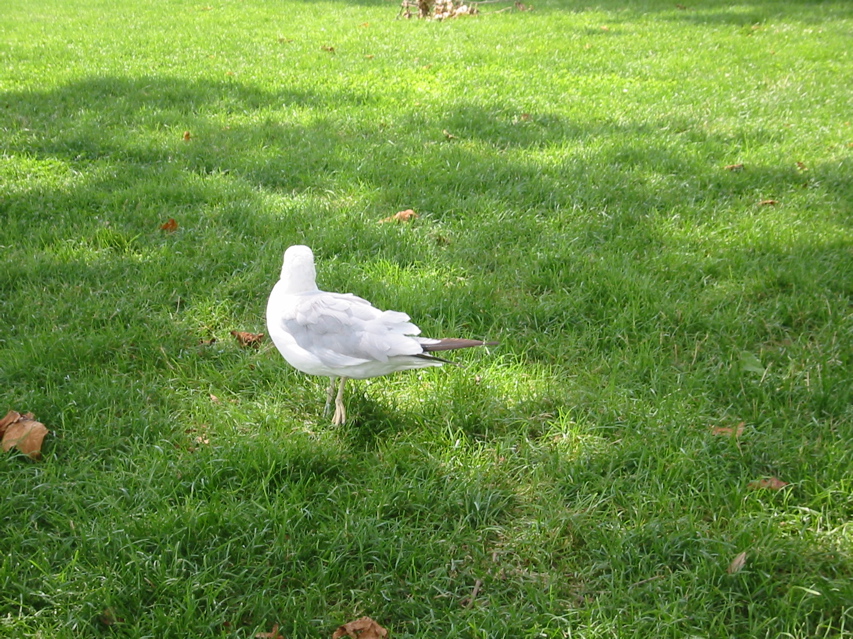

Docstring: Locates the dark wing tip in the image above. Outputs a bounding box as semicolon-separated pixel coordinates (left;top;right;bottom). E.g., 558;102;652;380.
421;338;499;353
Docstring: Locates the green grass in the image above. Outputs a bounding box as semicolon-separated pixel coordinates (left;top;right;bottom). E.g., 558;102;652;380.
1;0;852;636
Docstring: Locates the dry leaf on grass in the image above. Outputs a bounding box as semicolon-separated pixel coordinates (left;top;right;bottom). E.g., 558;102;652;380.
231;330;265;347
256;623;285;639
182;131;192;141
710;422;745;438
183;425;210;453
380;209;419;223
724;163;744;171
748;477;788;490
0;411;20;433
98;607;124;626
332;617;388;639
322;45;336;53
727;551;747;574
184;425;210;450
433;0;478;19
160;217;179;232
758;199;779;206
0;410;49;459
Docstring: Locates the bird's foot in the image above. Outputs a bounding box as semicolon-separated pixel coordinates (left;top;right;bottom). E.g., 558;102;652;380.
331;377;348;425
332;405;346;426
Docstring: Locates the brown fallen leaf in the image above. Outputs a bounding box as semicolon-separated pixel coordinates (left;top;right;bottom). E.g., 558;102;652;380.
160;217;179;232
359;22;370;27
0;410;49;460
724;163;744;171
98;607;124;626
198;337;217;346
183;425;210;452
0;410;18;433
231;330;265;347
321;45;336;53
182;130;191;141
442;129;457;140
758;199;779;206
380;209;419;223
748;477;788;490
795;161;808;172
727;550;747;574
256;623;284;639
710;421;745;438
332;617;387;639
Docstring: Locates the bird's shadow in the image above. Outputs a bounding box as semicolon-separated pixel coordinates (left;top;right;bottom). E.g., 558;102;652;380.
337;372;503;451
336;391;419;451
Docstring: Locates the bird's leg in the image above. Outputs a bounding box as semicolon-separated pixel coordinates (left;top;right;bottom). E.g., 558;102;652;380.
324;377;337;417
332;376;348;425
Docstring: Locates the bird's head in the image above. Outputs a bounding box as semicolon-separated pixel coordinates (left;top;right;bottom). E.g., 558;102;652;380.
281;245;318;293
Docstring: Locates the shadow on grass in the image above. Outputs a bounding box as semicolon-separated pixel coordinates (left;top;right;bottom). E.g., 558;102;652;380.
2;73;850;411
4;74;849;245
4;73;849;221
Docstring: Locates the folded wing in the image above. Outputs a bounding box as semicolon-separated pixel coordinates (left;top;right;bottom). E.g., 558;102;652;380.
283;291;426;368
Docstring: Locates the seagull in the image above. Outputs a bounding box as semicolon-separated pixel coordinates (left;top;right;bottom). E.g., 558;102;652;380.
266;245;496;425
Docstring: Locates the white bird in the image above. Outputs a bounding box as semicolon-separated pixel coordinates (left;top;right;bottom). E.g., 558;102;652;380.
266;245;496;425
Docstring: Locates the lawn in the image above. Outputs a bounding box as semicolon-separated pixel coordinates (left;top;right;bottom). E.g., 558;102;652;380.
1;0;852;636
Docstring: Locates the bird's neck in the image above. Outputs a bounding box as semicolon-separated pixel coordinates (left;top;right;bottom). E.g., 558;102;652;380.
281;264;319;294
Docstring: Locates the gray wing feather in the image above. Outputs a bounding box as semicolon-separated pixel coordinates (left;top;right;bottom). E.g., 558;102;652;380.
285;292;425;366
